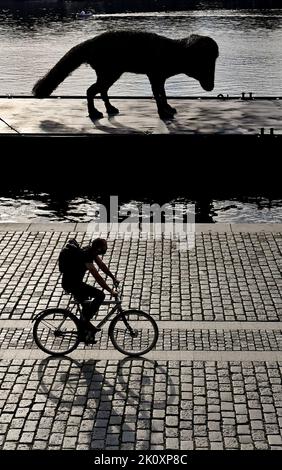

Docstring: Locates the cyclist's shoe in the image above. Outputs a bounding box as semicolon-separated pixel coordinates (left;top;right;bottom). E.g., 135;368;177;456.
84;331;97;345
80;322;100;345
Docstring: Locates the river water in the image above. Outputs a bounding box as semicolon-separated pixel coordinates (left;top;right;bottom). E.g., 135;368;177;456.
0;6;281;222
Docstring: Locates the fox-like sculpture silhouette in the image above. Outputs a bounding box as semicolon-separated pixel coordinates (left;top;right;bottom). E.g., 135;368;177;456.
33;30;219;120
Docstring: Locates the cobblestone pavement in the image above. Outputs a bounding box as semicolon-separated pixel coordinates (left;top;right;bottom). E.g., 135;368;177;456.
0;224;282;450
0;226;281;322
0;359;282;450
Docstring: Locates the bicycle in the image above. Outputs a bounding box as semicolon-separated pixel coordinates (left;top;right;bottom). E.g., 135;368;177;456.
32;283;159;357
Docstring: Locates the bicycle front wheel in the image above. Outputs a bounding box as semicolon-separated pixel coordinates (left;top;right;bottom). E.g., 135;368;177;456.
33;308;80;356
109;309;159;356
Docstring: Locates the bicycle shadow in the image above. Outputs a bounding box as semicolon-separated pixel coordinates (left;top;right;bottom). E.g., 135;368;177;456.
37;355;175;450
116;356;177;450
37;355;122;448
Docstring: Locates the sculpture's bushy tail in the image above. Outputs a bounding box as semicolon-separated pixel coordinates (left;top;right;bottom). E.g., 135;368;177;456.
32;43;87;97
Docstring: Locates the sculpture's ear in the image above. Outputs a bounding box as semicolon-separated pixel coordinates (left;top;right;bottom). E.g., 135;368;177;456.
184;35;206;53
189;34;201;42
185;34;201;47
186;35;219;57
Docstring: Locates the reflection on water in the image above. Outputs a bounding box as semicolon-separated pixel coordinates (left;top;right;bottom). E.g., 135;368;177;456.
0;7;281;96
0;191;282;223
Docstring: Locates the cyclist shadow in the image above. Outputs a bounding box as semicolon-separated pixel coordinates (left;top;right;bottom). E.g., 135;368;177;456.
37;355;175;450
116;356;177;450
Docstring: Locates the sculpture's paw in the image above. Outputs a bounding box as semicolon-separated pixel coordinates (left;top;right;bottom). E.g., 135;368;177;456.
107;106;120;116
167;105;177;115
158;109;176;120
89;110;103;120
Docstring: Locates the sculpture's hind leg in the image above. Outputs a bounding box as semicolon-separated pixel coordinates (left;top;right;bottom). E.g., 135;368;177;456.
99;72;122;115
87;72;122;119
87;82;104;119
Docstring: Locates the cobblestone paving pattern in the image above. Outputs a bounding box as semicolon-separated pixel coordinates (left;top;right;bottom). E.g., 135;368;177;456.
0;359;282;450
1;227;282;451
0;231;282;322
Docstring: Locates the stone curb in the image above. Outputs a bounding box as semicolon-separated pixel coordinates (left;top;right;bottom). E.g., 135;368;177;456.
0;223;282;232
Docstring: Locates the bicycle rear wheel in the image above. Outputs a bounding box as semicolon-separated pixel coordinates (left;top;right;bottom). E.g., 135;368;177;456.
33;308;80;356
109;309;159;356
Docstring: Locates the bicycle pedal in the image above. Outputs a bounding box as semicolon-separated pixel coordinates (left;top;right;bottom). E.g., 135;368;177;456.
84;331;98;344
85;339;97;345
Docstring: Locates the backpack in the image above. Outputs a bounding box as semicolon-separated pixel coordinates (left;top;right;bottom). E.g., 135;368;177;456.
58;239;81;274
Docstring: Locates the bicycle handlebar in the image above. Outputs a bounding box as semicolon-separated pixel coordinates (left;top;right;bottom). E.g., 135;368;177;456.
113;279;122;290
112;278;122;301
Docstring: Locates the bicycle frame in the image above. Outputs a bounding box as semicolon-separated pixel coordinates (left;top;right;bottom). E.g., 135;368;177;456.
72;292;134;335
71;299;120;324
95;300;122;330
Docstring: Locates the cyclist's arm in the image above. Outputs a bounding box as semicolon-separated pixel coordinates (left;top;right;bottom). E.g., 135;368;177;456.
85;262;113;294
94;255;117;282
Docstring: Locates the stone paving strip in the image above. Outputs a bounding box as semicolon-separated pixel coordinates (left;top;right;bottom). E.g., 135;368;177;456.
0;323;281;352
0;358;282;450
0;224;282;322
0;349;282;362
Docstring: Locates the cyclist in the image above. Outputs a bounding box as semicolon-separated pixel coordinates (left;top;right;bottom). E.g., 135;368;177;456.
61;238;119;341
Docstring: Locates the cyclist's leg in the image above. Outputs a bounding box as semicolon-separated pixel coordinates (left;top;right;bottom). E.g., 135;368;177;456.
79;284;105;322
66;284;90;322
67;284;101;343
